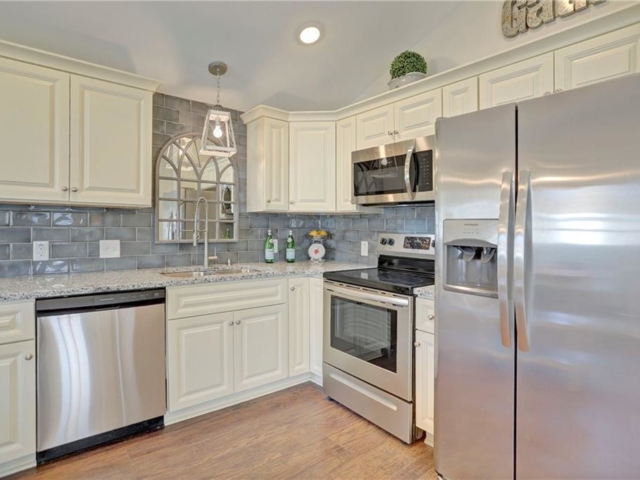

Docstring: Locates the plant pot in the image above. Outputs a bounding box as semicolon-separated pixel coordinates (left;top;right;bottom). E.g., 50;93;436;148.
388;72;427;90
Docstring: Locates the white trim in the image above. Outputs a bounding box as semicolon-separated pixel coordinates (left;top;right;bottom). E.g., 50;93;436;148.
164;374;313;426
0;39;160;92
0;454;36;478
241;6;640;125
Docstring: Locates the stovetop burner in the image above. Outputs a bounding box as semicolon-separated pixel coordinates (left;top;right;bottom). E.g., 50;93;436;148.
324;233;435;295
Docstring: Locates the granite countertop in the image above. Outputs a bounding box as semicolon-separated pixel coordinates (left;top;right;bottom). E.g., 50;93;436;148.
414;285;435;300
0;261;366;302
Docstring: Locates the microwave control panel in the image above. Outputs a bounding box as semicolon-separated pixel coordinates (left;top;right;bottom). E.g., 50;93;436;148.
415;150;433;192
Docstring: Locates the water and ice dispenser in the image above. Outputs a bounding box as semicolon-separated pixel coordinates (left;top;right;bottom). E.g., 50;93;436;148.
443;219;498;298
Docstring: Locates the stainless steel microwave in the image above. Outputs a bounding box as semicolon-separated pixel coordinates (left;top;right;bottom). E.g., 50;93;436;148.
352;136;435;206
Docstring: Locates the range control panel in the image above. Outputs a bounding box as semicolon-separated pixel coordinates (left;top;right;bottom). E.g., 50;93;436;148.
377;233;435;257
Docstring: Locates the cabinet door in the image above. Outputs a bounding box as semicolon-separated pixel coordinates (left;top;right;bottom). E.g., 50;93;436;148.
288;278;310;376
555;23;640;92
0;58;70;204
336;116;358;212
309;278;324;381
0;340;35;464
356;104;394;150
167;313;234;412
415;330;435;441
443;77;479;117
264;118;289;211
233;305;288;392
70;75;152;207
289;121;336;212
415;298;435;334
394;89;442;141
479;53;554;109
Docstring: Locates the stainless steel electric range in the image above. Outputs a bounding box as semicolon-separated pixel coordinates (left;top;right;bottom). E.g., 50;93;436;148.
322;232;435;443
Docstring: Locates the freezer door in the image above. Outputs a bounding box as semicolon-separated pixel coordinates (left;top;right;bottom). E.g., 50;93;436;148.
435;104;516;479
516;73;640;478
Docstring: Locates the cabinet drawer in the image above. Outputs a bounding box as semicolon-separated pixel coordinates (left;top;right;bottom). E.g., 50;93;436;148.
0;300;35;345
167;279;287;320
415;298;435;334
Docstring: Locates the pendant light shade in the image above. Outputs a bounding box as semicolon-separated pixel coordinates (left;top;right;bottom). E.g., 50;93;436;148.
200;61;237;158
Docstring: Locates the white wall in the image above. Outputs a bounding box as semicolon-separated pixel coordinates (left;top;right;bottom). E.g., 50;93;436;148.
356;0;637;101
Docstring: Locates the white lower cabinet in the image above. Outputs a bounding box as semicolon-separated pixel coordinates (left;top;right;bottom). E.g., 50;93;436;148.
0;340;36;468
233;304;288;392
309;277;324;382
288;278;310;377
167;313;234;411
415;329;435;445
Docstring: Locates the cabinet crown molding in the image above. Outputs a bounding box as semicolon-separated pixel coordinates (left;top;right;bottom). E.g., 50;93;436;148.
0;39;161;92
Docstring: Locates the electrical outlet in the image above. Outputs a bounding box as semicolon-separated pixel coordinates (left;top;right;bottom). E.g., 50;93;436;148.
272;239;279;254
361;241;368;257
33;241;49;261
99;240;121;258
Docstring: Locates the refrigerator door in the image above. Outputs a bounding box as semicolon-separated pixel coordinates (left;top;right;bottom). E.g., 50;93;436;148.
435;104;516;479
516;74;640;478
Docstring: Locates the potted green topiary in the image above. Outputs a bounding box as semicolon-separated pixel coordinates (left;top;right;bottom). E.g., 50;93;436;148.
388;51;428;90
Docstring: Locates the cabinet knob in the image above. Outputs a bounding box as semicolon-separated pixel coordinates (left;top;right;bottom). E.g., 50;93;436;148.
71;187;78;193
228;321;234;326
428;315;435;321
290;201;294;205
394;130;399;135
544;91;552;96
388;131;394;136
555;88;563;93
25;354;33;360
267;199;271;203
235;320;241;325
290;287;295;291
414;342;421;347
62;186;69;192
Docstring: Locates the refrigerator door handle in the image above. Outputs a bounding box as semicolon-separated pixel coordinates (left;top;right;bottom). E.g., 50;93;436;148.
497;171;514;348
514;169;531;352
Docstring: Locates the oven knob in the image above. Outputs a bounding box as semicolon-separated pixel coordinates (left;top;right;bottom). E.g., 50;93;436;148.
387;238;395;246
380;238;388;245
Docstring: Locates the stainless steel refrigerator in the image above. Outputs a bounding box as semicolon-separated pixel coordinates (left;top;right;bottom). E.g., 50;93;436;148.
434;73;640;479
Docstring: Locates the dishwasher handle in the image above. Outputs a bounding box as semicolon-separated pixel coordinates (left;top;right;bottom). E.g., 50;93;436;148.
36;289;165;313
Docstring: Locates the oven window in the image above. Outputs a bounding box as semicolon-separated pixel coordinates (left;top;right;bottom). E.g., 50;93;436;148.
353;154;415;197
330;296;398;373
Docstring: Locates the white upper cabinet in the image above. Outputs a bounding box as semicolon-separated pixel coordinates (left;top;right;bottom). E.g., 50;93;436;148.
247;117;289;212
0;58;70;204
555;23;640;92
70;76;152;207
479;53;554;109
393;89;442;141
356;104;394;150
289;121;336;212
336;116;358;212
443;77;479;117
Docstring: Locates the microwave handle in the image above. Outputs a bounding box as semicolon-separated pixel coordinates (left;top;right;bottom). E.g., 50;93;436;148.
404;147;415;200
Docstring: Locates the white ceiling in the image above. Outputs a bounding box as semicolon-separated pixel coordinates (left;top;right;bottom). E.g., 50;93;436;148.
0;1;460;112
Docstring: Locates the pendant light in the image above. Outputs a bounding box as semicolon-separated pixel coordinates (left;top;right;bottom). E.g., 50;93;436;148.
200;61;237;158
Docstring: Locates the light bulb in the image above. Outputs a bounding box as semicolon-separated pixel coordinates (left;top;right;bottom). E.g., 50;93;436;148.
213;124;223;138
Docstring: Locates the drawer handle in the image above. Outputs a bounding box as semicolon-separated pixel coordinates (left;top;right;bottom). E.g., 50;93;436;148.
62;186;69;192
228;321;234;326
25;354;33;361
428;315;435;321
290;287;295;291
71;187;78;193
235;320;241;325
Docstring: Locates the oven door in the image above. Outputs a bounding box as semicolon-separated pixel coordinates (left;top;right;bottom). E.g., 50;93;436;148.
323;281;413;401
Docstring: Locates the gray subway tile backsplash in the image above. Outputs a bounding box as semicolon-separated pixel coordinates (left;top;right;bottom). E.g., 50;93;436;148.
0;92;434;278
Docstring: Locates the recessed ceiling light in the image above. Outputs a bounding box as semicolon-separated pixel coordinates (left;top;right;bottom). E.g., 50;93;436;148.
298;24;322;45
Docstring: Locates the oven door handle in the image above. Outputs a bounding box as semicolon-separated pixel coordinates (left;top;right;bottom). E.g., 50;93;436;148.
325;286;410;308
404;146;415;200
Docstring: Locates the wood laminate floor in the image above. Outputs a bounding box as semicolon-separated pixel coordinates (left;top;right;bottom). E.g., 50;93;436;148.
10;382;436;480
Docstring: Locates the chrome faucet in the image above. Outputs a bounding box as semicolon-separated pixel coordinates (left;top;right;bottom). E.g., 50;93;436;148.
193;197;217;269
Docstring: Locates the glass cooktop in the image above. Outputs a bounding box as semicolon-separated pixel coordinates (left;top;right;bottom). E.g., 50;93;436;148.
324;267;434;295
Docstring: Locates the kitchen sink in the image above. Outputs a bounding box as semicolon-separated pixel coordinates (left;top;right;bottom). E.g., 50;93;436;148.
160;268;256;278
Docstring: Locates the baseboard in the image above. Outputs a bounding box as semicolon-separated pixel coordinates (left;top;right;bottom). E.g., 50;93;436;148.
165;373;313;426
425;432;434;447
0;454;36;477
310;371;323;386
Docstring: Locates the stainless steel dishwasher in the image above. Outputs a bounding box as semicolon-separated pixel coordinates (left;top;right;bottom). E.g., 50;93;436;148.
36;289;166;463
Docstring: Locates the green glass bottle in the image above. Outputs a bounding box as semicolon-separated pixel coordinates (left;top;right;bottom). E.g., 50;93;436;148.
265;229;275;264
286;230;296;263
